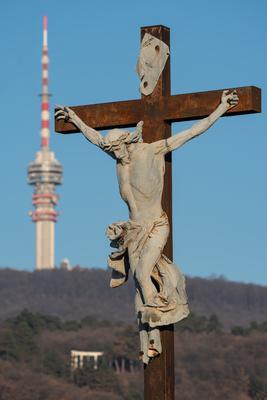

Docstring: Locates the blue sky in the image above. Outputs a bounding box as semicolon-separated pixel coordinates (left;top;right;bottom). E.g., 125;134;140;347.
0;0;266;284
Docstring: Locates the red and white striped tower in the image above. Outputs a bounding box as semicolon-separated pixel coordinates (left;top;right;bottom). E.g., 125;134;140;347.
28;16;63;270
41;15;50;150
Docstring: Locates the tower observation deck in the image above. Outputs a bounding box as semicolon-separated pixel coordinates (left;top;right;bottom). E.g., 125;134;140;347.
28;16;63;270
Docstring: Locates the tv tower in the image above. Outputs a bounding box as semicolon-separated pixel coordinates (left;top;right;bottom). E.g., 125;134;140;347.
28;16;63;270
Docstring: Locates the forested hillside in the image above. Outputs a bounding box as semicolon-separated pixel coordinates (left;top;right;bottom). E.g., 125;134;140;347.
0;310;266;400
0;269;267;399
0;268;266;328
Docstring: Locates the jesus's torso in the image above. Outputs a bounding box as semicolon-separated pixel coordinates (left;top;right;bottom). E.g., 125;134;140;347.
116;142;165;222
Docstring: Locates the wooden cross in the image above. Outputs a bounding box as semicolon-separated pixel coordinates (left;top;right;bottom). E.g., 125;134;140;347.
55;25;261;400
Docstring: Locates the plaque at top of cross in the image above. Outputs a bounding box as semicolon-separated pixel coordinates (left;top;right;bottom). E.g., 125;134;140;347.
55;25;261;400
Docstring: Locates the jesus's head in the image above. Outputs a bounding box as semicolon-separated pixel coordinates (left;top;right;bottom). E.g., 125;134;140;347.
102;121;143;164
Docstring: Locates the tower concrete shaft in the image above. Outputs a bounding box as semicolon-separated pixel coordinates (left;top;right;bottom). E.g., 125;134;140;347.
27;16;63;270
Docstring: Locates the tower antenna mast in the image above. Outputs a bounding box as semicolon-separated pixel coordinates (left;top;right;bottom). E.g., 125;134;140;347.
28;16;63;270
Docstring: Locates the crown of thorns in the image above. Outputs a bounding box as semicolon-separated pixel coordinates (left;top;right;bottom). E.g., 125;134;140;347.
101;122;143;151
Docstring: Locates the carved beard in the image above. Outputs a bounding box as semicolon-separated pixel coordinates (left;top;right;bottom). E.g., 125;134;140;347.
119;155;130;165
116;147;131;165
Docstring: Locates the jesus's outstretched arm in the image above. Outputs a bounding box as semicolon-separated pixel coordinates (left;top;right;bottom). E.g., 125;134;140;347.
154;90;239;155
55;105;104;148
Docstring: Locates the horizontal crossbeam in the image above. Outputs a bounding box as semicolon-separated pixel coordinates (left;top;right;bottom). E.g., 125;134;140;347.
55;86;261;134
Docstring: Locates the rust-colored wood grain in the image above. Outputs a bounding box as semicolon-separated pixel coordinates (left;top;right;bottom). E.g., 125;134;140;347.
140;25;174;400
55;86;261;134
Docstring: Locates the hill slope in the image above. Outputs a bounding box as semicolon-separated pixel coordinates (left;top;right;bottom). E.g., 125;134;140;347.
0;268;266;328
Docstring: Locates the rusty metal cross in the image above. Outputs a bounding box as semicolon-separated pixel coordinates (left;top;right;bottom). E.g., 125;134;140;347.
55;25;261;400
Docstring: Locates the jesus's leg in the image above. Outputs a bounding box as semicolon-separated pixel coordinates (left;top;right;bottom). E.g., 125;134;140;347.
135;288;162;362
135;223;169;306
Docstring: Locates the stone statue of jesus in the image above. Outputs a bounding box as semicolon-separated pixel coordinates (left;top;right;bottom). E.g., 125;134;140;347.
55;89;238;363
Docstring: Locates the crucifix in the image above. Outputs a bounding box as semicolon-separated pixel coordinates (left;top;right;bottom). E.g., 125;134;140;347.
55;25;261;400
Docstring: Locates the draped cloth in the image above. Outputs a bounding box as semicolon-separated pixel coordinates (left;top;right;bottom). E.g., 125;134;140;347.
106;213;189;364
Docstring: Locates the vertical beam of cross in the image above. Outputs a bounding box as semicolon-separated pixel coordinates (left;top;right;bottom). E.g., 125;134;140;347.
140;25;174;400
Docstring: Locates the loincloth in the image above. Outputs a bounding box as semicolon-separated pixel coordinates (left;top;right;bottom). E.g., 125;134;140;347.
106;213;189;328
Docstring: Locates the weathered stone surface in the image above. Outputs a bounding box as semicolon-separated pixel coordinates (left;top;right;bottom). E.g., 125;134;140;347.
136;33;169;96
55;90;238;363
